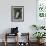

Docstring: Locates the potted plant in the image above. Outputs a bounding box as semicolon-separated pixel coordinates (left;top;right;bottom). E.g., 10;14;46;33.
33;32;46;43
32;24;45;30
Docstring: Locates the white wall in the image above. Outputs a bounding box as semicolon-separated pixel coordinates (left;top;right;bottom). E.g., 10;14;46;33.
0;0;36;42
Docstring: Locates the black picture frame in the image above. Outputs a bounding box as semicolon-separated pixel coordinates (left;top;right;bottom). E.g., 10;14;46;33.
11;6;24;22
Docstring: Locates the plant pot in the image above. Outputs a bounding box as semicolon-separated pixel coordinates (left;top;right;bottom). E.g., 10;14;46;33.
37;39;40;43
37;39;45;44
40;38;45;43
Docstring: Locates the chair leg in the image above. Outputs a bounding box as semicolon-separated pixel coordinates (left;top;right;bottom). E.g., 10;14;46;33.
4;33;7;46
4;41;7;46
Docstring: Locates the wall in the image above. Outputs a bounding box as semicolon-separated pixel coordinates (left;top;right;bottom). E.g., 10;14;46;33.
0;0;36;42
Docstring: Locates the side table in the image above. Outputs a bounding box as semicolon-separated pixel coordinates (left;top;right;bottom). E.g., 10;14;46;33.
4;33;18;46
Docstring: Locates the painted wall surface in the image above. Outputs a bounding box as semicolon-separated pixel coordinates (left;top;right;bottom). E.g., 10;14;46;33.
0;0;37;42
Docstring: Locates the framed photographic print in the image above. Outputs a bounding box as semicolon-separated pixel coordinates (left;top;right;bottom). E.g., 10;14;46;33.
37;0;46;18
36;0;46;26
11;6;24;22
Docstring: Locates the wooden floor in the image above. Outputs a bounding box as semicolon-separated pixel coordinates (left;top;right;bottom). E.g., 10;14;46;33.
0;42;46;46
